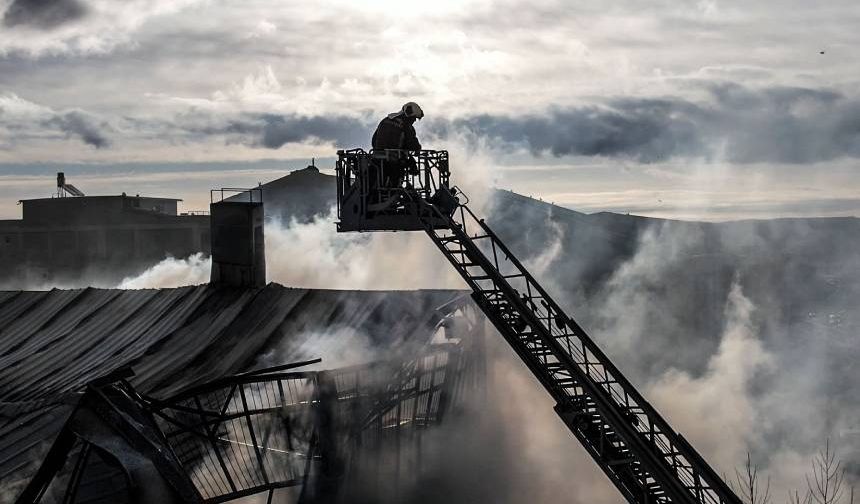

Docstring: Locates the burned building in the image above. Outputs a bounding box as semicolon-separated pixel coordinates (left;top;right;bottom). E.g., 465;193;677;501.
0;178;485;503
0;284;484;503
0;174;210;288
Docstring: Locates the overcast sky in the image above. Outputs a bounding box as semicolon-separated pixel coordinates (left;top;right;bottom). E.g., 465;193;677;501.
0;0;858;220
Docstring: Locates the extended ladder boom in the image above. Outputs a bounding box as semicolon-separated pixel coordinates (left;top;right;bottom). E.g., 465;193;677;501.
334;148;742;504
413;194;742;504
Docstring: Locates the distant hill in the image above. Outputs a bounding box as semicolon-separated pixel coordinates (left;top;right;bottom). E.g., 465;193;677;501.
227;164;335;223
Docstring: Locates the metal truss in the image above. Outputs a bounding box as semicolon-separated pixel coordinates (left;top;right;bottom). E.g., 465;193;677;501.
335;149;744;504
147;360;327;503
147;336;478;503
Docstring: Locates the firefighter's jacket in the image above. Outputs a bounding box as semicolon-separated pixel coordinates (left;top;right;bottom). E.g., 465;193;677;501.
371;115;421;151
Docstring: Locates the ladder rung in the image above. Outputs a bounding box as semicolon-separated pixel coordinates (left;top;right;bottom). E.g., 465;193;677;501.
607;457;635;466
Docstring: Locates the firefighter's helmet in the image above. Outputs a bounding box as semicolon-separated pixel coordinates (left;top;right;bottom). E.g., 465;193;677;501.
401;101;424;120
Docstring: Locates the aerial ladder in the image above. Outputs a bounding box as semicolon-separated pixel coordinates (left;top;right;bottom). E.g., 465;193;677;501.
335;149;744;504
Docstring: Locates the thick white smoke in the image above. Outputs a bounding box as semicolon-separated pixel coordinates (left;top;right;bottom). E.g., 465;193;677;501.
579;219;859;500
258;325;380;371
591;223;711;355
263;209;462;290
116;252;210;289
647;280;774;470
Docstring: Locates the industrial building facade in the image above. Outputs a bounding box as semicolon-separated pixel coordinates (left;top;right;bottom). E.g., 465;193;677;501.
0;194;210;287
0;167;332;288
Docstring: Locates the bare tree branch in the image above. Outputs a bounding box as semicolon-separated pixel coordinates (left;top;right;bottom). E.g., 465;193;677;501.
806;439;847;504
732;452;772;504
789;489;812;504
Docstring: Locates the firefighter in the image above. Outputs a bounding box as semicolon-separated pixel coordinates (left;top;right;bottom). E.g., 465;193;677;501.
371;102;424;191
372;101;424;151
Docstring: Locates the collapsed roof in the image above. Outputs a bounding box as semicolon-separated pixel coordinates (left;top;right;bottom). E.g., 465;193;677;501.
0;283;468;501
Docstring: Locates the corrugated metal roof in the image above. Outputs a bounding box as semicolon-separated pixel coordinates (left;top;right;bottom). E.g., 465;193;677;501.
0;283;462;502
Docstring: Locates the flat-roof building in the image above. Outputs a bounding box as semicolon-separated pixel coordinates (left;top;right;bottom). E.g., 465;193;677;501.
0;175;210;288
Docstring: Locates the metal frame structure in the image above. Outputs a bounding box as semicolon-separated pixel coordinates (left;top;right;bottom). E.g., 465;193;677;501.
335;149;744;504
147;360;327;503
16;298;484;504
149;336;478;503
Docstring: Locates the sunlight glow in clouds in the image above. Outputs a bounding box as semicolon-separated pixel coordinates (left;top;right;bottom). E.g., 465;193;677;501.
0;0;858;219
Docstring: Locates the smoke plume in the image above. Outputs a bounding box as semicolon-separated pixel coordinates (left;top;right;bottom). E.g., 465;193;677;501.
647;279;774;470
117;252;210;289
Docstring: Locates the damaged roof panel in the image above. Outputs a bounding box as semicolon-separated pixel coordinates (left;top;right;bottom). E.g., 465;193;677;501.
0;283;464;499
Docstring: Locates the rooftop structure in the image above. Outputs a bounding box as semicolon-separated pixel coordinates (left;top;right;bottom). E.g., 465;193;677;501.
0;174;210;288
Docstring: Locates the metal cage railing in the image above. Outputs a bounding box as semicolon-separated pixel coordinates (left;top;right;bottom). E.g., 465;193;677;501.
336;149;452;232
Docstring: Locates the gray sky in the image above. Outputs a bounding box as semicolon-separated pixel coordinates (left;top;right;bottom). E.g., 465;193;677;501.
0;0;858;220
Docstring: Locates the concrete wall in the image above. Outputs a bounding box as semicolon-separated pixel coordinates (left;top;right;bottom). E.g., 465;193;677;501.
21;196;179;225
209;200;265;288
0;207;210;287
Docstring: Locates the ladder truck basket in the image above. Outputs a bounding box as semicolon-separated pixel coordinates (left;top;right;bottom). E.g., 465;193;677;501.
336;149;453;232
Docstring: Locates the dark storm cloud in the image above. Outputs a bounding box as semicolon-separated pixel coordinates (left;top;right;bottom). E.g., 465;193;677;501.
160;83;860;163
174;112;373;149
437;84;860;164
2;0;88;29
442;100;704;163
20;82;853;163
256;114;371;149
45;110;110;148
